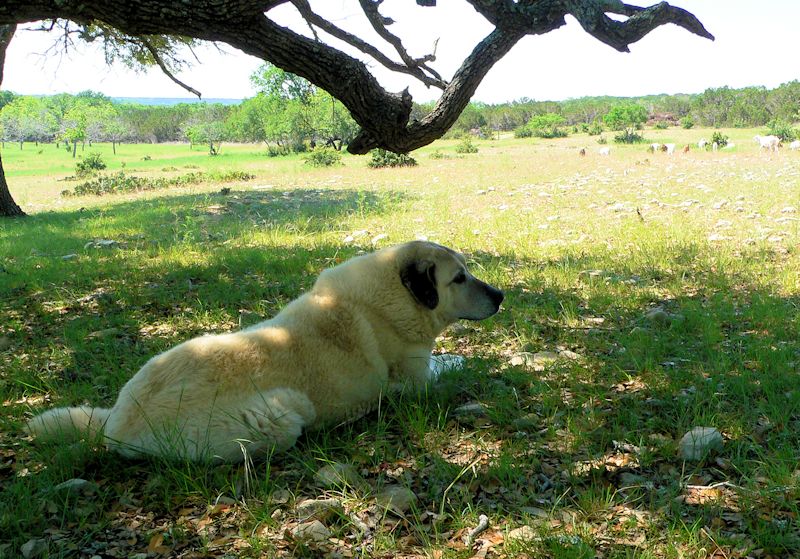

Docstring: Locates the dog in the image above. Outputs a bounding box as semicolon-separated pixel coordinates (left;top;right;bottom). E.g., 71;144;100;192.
27;241;504;462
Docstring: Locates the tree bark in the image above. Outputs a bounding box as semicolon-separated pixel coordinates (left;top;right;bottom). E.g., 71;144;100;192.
0;23;24;217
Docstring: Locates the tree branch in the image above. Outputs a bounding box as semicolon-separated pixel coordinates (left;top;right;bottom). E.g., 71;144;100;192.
140;37;202;98
290;0;446;89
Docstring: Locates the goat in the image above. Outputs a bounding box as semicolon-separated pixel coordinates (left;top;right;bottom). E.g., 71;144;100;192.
664;143;676;155
754;134;780;153
698;138;708;149
598;147;611;156
683;144;690;154
579;148;586;156
648;143;662;153
789;140;800;151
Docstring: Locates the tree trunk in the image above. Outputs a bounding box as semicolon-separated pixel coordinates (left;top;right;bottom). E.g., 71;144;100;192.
0;23;24;217
72;142;77;158
112;141;116;155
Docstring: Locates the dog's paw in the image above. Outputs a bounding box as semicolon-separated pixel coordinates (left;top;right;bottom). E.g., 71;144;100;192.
428;354;466;381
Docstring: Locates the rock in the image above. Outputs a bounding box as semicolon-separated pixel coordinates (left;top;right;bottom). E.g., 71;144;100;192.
314;463;368;490
510;351;559;372
87;328;120;340
290;519;331;542
558;349;581;360
644;307;672;326
448;323;471;336
0;336;11;351
373;485;418;515
53;478;96;495
506;526;538;543
21;539;47;559
452;402;487;418
238;310;263;330
370;233;388;246
618;472;646;486
512;413;540;431
61;253;78;260
679;427;723;461
520;506;548;518
84;239;121;250
295;498;343;521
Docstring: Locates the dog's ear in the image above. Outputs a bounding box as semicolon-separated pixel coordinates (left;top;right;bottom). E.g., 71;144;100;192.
400;259;438;310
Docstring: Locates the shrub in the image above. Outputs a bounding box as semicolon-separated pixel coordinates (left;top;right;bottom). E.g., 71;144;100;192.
455;136;478;154
75;152;106;177
597;135;608;145
588;121;604;136
680;115;694;129
767;119;797;142
514;127;533;139
710;131;729;148
613;131;646;144
653;121;669;130
62;170;254;197
368;149;418;168
303;146;342;167
524;113;568;138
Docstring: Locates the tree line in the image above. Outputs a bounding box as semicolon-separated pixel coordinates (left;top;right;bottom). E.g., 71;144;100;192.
3;80;799;156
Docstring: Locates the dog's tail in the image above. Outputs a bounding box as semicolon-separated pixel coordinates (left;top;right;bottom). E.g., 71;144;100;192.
26;406;111;442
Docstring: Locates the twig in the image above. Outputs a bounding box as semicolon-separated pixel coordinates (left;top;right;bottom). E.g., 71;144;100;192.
464;513;490;545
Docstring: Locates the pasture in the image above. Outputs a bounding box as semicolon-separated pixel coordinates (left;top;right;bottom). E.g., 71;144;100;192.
1;127;799;558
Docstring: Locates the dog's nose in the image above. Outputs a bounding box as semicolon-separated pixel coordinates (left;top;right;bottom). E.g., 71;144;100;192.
488;286;504;307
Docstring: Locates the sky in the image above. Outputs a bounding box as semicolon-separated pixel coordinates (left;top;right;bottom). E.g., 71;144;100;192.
2;1;799;104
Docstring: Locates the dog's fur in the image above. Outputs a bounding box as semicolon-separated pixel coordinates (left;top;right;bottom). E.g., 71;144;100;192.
27;241;503;462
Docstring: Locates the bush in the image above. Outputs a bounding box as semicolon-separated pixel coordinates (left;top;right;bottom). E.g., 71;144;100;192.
680;115;694;129
62;170;255;197
597;135;608;145
710;131;729;148
455;136;479;154
588;121;604;136
368;149;418;168
613;131;646;144
514;127;533;139
767;119;797;142
303;147;342;167
653;121;669;130
524;113;568;138
75;152;106;177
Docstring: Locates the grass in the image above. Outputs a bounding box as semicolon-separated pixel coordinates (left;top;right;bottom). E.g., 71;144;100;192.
1;127;799;558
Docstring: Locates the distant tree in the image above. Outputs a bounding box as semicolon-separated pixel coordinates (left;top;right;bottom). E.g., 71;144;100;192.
524;113;568;138
604;103;648;143
104;117;132;154
184;104;228;155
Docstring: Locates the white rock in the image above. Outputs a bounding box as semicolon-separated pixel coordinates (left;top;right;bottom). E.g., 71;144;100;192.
21;539;47;559
506;526;539;542
295;498;343;521
679;427;723;461
373;486;418;515
53;478;96;495
314;462;368;490
61;254;78;260
370;233;388;246
290;519;331;542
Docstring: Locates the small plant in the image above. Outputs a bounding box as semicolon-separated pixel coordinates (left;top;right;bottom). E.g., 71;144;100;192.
588;121;604;136
680;115;694;129
141;155;152;161
303;146;342;167
62;170;254;197
368;149;418;168
455;136;479;154
597;135;608;145
613;131;646;144
514;127;533;139
710;130;729;147
75;152;106;177
653;120;669;130
767;119;797;142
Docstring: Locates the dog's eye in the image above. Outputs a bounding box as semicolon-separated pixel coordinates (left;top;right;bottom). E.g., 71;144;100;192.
452;272;466;284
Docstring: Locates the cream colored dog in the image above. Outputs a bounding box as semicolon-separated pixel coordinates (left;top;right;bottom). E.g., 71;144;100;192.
27;241;504;462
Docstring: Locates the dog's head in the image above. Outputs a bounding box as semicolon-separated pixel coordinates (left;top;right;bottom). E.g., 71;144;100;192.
398;241;504;322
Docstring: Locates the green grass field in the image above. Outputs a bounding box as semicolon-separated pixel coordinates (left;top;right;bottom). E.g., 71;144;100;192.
1;128;799;558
